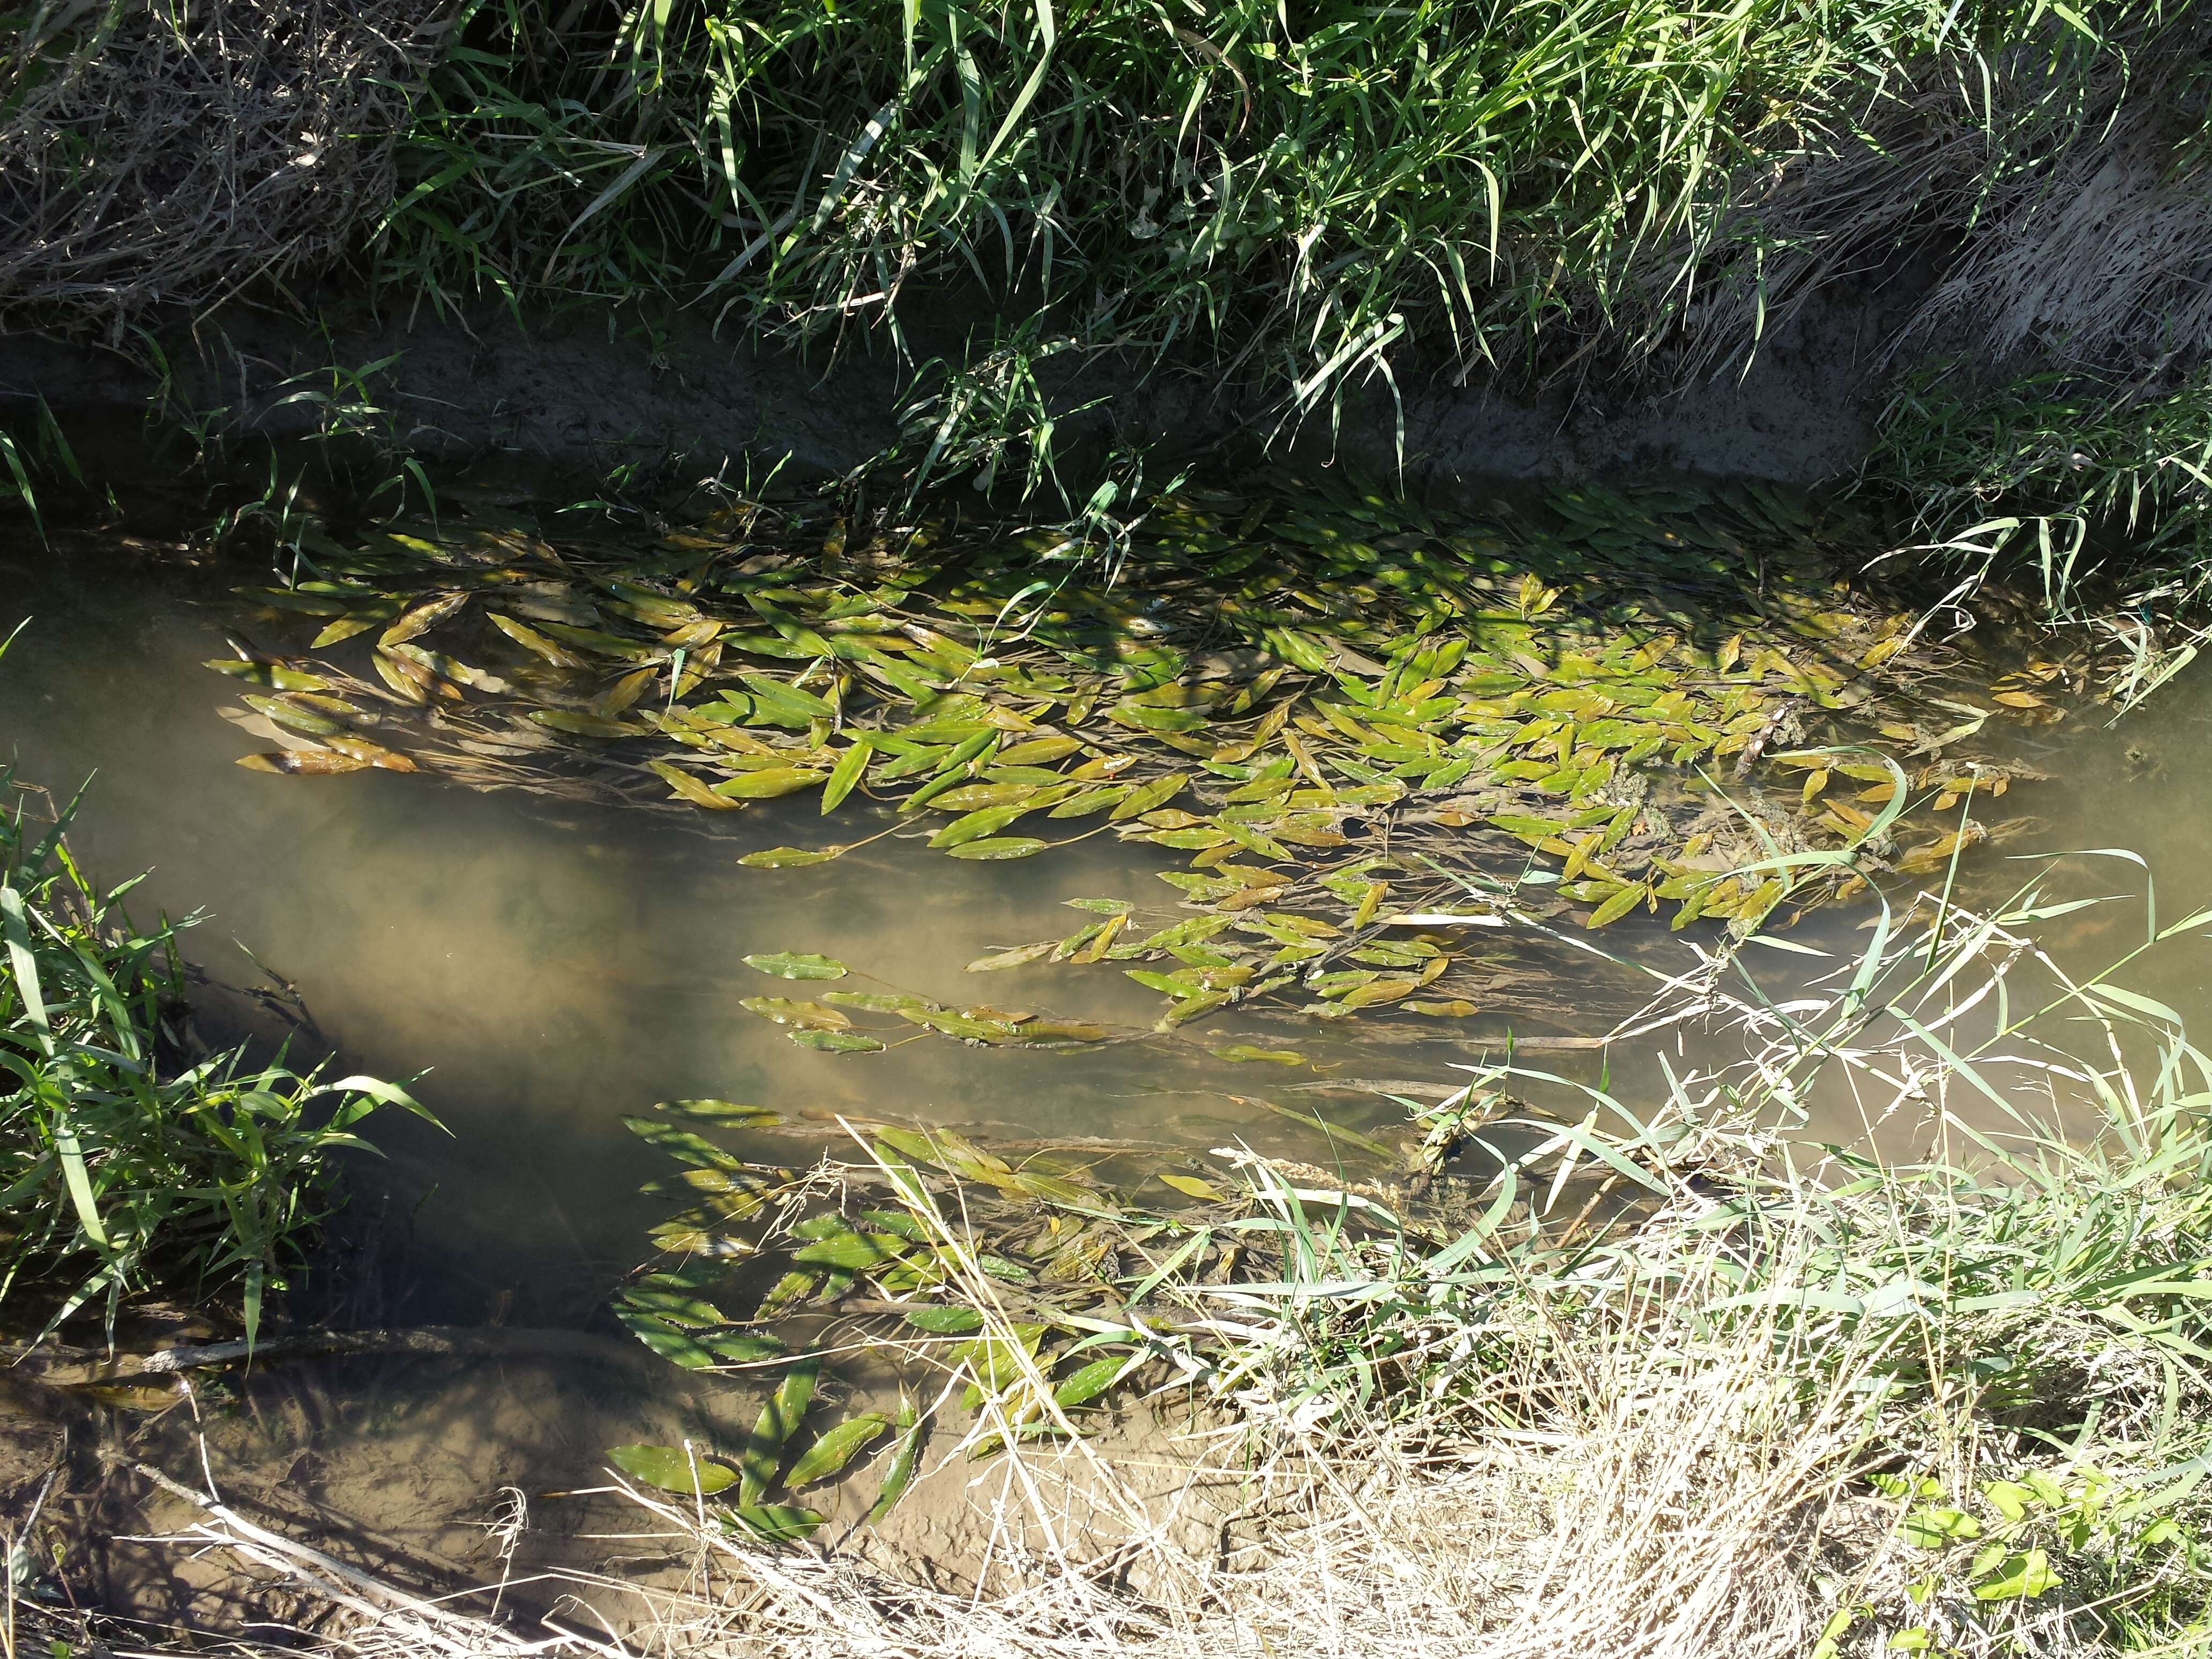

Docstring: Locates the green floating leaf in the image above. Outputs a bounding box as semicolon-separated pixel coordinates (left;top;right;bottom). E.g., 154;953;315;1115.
704;1333;789;1363
619;1288;727;1327
740;846;846;868
739;997;849;1029
784;1413;892;1490
868;1399;925;1523
1108;772;1189;820
1054;1355;1132;1409
789;1029;887;1053
821;738;872;813
791;1231;908;1269
967;940;1056;972
739;1359;821;1505
1009;1021;1113;1045
1586;884;1648;928
624;1116;742;1169
1007;1168;1094;1205
903;1305;985;1334
947;836;1048;860
871;1126;941;1168
729;1505;824;1543
1159;1172;1226;1201
614;1307;720;1370
658;1098;781;1126
744;952;851;981
609;1443;738;1496
713;767;828;799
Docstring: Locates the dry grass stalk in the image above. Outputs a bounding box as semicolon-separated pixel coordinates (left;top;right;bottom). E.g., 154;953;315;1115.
96;1258;1907;1659
0;0;444;338
1635;11;2212;393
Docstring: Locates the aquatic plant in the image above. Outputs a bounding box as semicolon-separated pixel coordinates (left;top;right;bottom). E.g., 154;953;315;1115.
209;477;2073;1035
0;657;434;1345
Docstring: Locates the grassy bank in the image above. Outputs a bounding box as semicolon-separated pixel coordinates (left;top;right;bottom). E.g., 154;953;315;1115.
7;0;2212;611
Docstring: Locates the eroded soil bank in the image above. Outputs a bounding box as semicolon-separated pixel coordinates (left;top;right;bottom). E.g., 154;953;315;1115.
1;272;1901;492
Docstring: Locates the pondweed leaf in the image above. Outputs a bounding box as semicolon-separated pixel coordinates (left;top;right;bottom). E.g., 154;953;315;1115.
738;1360;820;1504
530;709;640;739
789;1029;887;1053
651;760;741;809
948;836;1047;860
609;1443;738;1496
967;940;1056;972
657;1098;780;1126
237;750;370;776
868;1400;924;1523
1109;773;1189;820
784;1413;892;1489
614;1307;719;1369
1159;1172;1227;1201
738;997;850;1029
821;739;872;813
713;768;827;800
824;990;935;1013
1008;1021;1113;1044
739;846;845;868
618;1288;727;1327
1586;884;1648;928
704;1333;789;1363
743;952;850;981
871;1127;941;1167
730;1505;825;1543
791;1231;908;1269
1053;1356;1132;1409
624;1117;743;1168
1007;1168;1094;1205
903;1305;985;1334
929;804;1033;847
206;659;330;692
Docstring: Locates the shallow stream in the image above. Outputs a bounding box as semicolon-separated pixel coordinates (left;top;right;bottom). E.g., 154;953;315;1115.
5;502;2211;1613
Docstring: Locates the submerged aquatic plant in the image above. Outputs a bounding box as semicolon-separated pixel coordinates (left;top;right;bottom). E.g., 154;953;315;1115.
0;692;434;1344
210;477;2072;1036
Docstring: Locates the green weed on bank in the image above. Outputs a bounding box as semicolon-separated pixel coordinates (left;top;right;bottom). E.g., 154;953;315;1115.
379;0;2138;438
0;636;434;1347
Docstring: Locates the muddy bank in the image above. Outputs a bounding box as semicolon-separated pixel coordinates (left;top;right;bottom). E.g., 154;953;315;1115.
0;272;1902;492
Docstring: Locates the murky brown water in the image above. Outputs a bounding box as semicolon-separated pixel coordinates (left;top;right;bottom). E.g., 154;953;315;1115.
6;527;2211;1602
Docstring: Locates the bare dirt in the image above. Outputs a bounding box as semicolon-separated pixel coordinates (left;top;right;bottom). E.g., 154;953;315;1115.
1;1340;1259;1643
0;267;1913;496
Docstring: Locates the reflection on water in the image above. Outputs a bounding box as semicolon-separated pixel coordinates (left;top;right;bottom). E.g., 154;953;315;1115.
8;530;2212;1571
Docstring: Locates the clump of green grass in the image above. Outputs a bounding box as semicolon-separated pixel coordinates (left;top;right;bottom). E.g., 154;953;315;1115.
1869;361;2212;601
378;0;2152;455
1;655;433;1346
